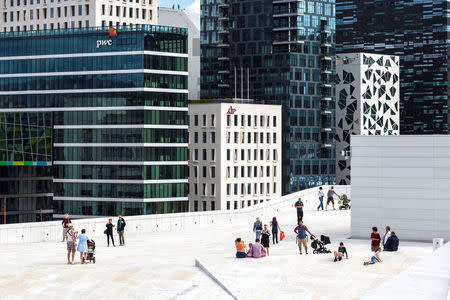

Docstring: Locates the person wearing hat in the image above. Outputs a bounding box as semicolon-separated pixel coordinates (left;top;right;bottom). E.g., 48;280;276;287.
66;223;77;264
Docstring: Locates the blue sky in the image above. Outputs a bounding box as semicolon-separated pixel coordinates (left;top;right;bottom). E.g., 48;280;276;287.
158;0;197;10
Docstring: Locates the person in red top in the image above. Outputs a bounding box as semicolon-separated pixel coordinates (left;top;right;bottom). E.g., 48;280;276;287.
370;227;381;251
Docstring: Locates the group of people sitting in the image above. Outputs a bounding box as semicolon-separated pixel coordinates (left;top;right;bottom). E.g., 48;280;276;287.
235;238;267;258
331;226;399;265
363;226;400;265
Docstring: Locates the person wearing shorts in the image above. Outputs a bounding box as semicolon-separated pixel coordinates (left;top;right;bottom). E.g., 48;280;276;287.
66;224;77;264
294;220;314;255
326;186;339;210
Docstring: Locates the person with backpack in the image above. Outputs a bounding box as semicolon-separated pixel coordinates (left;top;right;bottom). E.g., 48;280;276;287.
294;220;315;255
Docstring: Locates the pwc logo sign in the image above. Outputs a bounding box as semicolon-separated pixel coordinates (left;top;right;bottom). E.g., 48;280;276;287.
96;27;118;48
227;106;236;115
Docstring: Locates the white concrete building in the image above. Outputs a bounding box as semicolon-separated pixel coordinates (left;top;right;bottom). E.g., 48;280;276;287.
188;101;282;212
158;7;200;100
335;53;400;185
0;0;157;32
351;135;450;242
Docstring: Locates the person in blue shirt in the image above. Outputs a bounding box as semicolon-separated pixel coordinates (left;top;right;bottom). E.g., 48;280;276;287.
334;242;349;262
253;217;262;240
76;229;92;264
294;220;314;255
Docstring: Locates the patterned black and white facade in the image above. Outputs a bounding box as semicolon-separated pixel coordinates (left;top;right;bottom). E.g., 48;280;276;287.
336;53;400;185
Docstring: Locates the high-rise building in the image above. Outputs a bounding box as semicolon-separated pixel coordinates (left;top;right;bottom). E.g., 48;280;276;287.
188;100;282;211
336;0;449;134
200;0;337;193
335;53;400;185
0;25;189;221
0;0;157;32
158;7;201;100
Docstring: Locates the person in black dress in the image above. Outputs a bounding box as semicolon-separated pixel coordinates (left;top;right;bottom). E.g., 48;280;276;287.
261;224;271;256
105;218;115;247
270;217;281;244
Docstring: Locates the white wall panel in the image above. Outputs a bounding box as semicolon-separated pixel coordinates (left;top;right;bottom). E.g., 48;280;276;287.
351;135;450;242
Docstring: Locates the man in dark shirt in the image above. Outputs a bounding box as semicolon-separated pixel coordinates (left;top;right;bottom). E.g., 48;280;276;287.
61;214;71;242
384;232;399;252
117;215;126;246
294;198;304;223
370;227;381;251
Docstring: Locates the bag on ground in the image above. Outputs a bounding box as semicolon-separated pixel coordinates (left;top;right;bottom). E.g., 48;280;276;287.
280;231;285;241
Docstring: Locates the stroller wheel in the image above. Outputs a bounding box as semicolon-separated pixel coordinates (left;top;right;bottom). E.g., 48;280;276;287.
93;257;96;264
313;250;317;254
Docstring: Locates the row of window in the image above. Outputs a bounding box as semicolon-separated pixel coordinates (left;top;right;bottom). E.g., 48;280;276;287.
55;182;188;198
191;198;269;212
54;110;187;126
191;148;215;162
4;20;89;32
191;183;215;197
191;166;215;179
192;131;216;144
5;0;152;7
55;165;188;180
0;55;187;74
225;165;277;179
225;131;277;144
0;92;187;109
54;147;188;161
55;128;188;144
226;114;277;128
101;4;153;21
226;199;268;210
1;73;187;91
226;182;277;196
192;113;215;127
225;148;279;162
3;4;89;22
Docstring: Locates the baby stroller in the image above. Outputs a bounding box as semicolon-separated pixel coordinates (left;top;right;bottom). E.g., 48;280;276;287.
86;240;96;263
338;194;351;210
311;235;331;254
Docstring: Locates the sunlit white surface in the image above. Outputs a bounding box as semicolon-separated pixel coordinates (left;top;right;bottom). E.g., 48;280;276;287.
0;199;431;300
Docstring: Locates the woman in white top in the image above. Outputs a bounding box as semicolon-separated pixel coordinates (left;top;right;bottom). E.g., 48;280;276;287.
317;187;325;211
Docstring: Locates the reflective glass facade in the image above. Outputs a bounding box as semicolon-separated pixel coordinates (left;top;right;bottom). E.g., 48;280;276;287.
201;0;337;193
336;0;449;134
0;25;189;220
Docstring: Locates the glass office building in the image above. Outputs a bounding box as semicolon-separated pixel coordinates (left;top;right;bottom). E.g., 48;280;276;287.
201;0;337;193
336;0;449;134
0;25;189;220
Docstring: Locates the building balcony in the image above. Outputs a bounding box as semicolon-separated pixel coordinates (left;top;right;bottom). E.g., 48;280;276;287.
273;26;305;32
321;128;332;133
218;57;230;61
218;29;229;34
218;70;230;74
218;83;230;88
321;70;332;74
217;43;230;48
321;55;332;61
218;2;230;8
218;16;230;21
273;0;298;3
273;40;304;45
273;12;299;18
321;97;332;101
321;110;332;115
321;83;333;88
